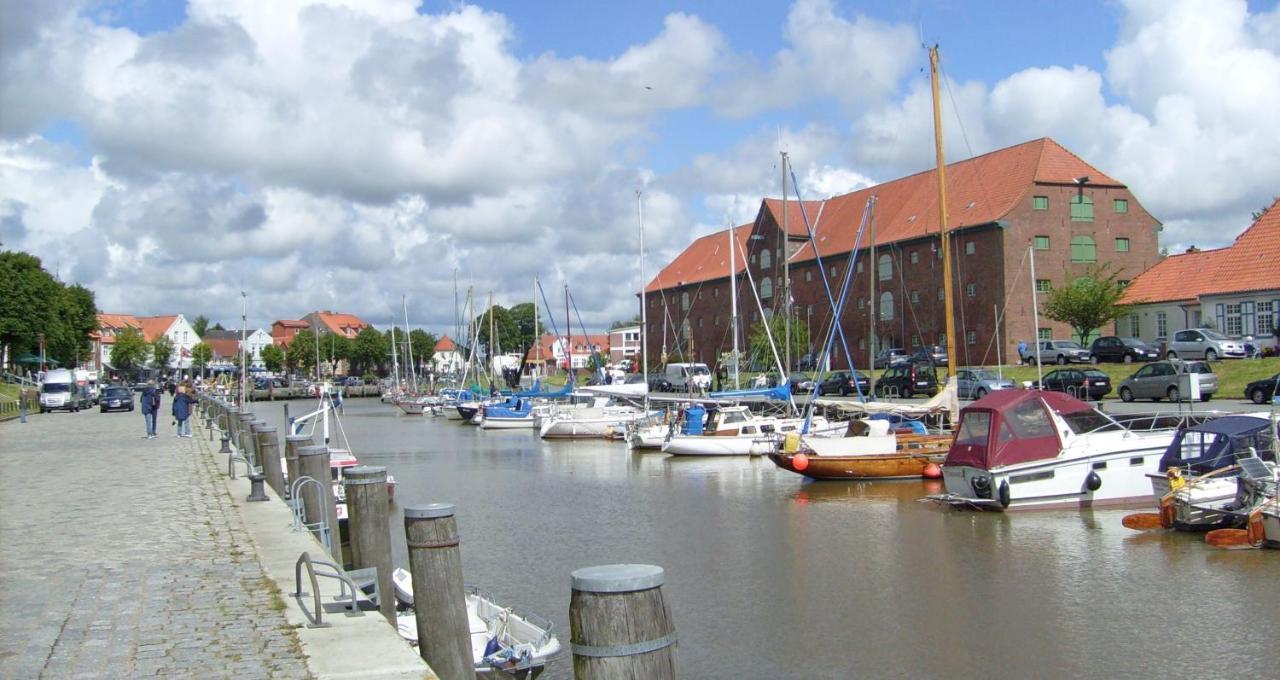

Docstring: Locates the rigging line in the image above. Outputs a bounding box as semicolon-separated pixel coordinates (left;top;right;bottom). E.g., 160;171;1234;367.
737;248;798;414
786;167;863;372
969;244;1033;367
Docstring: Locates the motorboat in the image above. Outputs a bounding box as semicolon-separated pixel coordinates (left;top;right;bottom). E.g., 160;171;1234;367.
478;396;538;430
767;417;951;480
538;397;655;439
392;568;561;677
927;390;1185;510
662;404;841;456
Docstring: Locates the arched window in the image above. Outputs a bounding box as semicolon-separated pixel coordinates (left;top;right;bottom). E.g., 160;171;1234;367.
681;292;690;310
1070;236;1097;263
681;319;691;338
760;248;772;268
878;254;893;281
760;277;773;299
879;291;894;320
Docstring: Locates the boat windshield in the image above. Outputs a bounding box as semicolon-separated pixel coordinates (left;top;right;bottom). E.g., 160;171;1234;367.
955;412;990;446
1060;409;1124;434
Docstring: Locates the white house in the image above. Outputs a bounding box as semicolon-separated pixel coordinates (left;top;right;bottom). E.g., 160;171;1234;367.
430;335;464;376
1120;199;1280;348
608;325;641;364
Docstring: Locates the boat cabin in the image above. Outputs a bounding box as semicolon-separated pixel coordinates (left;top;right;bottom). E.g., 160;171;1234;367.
945;390;1122;471
1158;415;1278;473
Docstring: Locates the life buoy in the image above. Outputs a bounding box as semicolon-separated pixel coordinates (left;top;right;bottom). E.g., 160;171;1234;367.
998;480;1011;508
1247;510;1265;547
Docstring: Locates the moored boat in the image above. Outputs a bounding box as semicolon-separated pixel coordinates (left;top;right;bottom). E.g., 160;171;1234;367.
662;404;841;456
768;418;951;480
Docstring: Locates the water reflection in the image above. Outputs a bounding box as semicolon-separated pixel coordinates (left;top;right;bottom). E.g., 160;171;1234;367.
247;398;1280;679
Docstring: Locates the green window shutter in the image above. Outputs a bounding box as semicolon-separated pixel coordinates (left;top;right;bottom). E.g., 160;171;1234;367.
1070;236;1097;263
1033;196;1049;210
1070;195;1094;222
1113;198;1128;213
1034;235;1050;250
1115;237;1130;252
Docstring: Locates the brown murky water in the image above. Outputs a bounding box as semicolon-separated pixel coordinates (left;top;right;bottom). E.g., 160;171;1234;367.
255;398;1280;679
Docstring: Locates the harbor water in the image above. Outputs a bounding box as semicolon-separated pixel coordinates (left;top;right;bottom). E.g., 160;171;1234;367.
258;399;1280;679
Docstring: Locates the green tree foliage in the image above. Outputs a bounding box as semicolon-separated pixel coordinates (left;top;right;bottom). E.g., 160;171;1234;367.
260;344;285;373
508;303;537;352
349;327;389;376
746;312;809;372
151;335;175;370
190;342;213;377
110;327;149;377
192;315;211;338
323;333;352;364
409;329;436;372
609;315;642;330
286;329;317;375
210;322;226;331
474;306;519;360
0;250;99;368
1042;267;1131;345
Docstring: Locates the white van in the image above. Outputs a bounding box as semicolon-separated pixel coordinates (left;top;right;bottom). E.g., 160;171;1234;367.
40;368;89;413
665;362;711;391
75;369;99;404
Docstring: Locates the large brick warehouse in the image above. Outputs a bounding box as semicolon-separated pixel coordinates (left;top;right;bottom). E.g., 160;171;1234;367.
643;137;1164;371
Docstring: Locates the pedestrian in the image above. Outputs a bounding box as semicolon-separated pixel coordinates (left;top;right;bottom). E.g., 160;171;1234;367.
1017;340;1027;365
172;383;196;437
140;380;160;439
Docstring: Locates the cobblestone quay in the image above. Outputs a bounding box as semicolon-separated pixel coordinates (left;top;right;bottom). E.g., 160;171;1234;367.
0;409;312;679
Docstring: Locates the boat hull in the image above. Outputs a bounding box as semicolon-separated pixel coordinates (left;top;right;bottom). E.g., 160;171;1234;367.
479;415;536;430
663;435;772;456
768;450;945;479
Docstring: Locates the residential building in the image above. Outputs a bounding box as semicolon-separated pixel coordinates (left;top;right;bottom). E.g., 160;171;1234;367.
90;313;143;372
430;335;464;376
1120;198;1280;348
608;325;641;365
302;311;369;340
271;319;309;347
202;328;272;370
644;137;1163;370
525;332;610;372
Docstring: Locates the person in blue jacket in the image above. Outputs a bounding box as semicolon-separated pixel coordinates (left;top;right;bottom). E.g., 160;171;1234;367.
172;383;197;438
140;380;159;439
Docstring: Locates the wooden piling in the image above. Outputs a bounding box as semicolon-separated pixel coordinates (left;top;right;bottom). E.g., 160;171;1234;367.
284;433;313;494
296;445;340;559
570;564;677;679
404;503;474;680
236;411;255;457
343;466;395;622
255;424;284;497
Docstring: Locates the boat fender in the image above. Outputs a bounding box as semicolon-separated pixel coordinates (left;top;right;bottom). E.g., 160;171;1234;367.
484;636;502;658
998;480;1010;508
1085;470;1102;492
971;474;991;499
1247;509;1265;547
792;453;809;472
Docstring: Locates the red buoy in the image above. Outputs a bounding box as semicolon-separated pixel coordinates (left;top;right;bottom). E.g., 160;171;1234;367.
922;463;942;479
792;453;809;471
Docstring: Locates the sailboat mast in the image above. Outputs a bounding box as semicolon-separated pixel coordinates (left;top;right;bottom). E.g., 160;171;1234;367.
563;284;572;380
403;294;417;393
1029;245;1044;387
488;291;495;391
781;151;791;374
637;191;650;395
930;45;959;380
533;276;540;382
390;321;400;393
729;219;741;389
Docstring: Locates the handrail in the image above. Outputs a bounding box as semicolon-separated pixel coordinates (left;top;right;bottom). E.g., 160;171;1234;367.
289;476;332;554
292;552;369;627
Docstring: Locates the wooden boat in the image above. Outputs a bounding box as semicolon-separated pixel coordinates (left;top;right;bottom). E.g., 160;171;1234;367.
767;419;951;480
392;568;561;677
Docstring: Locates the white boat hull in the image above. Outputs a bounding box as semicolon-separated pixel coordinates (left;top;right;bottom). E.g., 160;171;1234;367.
479;415;536;430
663;434;774;456
539;408;652;439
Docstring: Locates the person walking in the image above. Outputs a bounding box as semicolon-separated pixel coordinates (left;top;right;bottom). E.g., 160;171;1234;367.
140;380;160;439
172;384;196;437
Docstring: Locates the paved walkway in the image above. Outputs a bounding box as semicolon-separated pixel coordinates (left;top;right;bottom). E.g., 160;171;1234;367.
0;408;312;679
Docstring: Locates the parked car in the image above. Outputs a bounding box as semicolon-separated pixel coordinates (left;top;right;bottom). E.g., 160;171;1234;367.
1020;340;1093;365
816;370;871;397
1033;368;1112;401
1245;372;1280;404
1117;359;1216;402
796;352;819;371
873;361;938;398
98;385;135;413
873;348;910;369
911;345;948;366
647;374;672;392
788;372;818;394
1166;328;1246;361
1089;336;1161;364
955;368;1015;400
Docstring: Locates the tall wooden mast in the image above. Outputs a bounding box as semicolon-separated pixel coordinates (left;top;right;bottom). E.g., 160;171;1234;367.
930;45;958;380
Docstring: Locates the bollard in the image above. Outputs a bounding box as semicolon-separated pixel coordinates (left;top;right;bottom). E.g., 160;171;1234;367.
297;445;340;560
405;503;474;680
284;433;313;496
570;564;677;679
344;466;394;622
255;424;284;497
247;474;269;502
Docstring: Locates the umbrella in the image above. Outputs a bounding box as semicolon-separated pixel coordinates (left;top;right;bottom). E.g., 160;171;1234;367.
14;353;58;366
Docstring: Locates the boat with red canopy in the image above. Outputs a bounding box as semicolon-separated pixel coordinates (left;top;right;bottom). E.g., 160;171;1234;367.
927;390;1182;510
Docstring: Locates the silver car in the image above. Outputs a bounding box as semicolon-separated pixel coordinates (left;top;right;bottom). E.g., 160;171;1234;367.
956;368;1015;400
1166;328;1245;361
1117;359;1216;403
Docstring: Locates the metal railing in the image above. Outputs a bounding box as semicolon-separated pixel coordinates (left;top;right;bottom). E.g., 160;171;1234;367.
289;476;333;555
292;552;370;628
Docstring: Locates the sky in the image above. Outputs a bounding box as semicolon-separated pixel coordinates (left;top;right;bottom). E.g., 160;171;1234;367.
2;0;1278;336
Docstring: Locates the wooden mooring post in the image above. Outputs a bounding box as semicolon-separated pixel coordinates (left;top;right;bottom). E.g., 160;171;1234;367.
404;503;473;680
296;445;340;559
254;424;284;497
570;564;677;679
283;433;312;494
343;465;394;622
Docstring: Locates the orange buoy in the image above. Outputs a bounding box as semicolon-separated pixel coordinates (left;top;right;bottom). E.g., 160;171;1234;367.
922;463;942;479
792;453;809;471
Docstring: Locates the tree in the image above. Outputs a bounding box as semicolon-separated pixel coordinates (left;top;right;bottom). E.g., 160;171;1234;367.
286;329;318;375
1042;267;1131;345
46;283;98;367
261;344;285;373
210;322;226;331
190;342;213;377
409;329;436;374
746;312;809;372
110;327;149;378
151;335;175;371
349;327;389;376
192;315;211;338
474;306;519;362
0;250;60;366
609;315;642;330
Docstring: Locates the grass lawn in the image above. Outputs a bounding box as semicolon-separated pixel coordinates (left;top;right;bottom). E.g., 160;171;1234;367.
0;384;20;400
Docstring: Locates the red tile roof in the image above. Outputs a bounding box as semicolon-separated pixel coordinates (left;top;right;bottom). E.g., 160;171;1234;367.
274;319;309;329
524;333;611;363
1122;197;1280;304
205;337;241;359
648;138;1120;292
136;316;177;343
94;313;141;343
310;311;369;337
645;223;753;293
434;335;457;352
